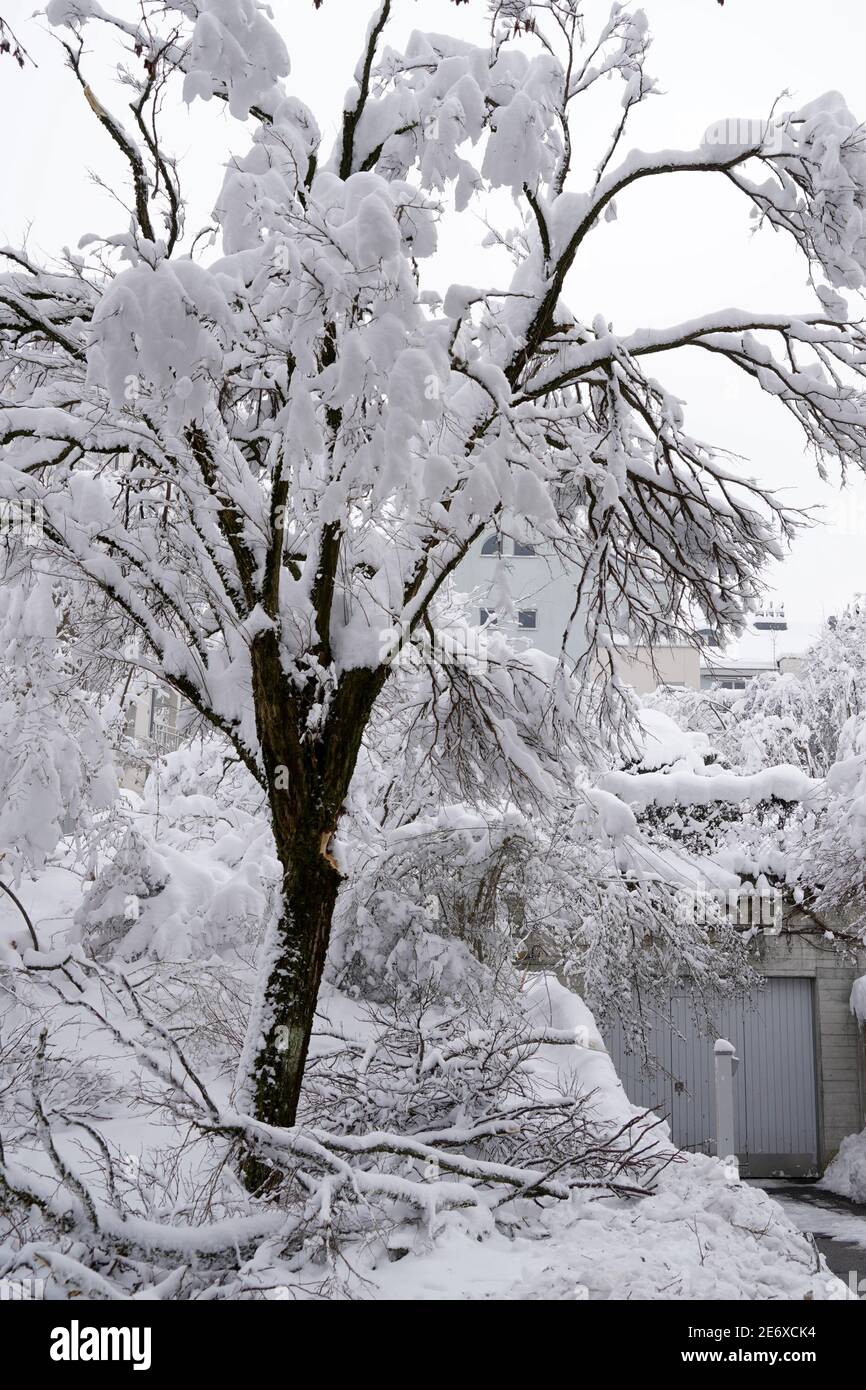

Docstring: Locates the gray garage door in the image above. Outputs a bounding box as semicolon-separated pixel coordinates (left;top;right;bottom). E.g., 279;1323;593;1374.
603;977;819;1177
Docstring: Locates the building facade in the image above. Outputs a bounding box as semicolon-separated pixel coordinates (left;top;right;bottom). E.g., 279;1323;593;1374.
456;531;803;694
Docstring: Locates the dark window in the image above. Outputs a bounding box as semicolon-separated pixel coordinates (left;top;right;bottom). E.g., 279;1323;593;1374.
479;608;497;626
480;535;501;557
513;540;536;557
517;609;537;629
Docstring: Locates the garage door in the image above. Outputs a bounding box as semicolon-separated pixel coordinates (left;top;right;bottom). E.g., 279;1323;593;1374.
603;977;819;1177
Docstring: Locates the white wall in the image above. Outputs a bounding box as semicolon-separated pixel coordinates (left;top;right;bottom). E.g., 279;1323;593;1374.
616;645;701;694
455;534;588;662
455;533;700;692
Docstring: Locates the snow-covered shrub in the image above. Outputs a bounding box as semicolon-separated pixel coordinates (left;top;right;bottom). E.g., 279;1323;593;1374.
74;739;280;962
0;572;115;884
74;827;170;960
649;602;866;780
784;715;866;934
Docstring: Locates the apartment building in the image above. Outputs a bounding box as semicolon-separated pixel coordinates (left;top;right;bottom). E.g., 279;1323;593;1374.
456;529;805;694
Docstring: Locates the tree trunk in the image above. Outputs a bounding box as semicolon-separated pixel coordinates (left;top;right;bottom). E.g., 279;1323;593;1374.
241;633;386;1191
241;825;340;1192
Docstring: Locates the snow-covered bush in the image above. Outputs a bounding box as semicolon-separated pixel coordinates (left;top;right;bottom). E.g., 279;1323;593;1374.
0;572;115;886
327;640;757;1045
73;827;169;959
74;739;280;962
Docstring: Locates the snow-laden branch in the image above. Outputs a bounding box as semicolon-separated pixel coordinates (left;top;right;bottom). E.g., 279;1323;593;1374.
601;764;821;812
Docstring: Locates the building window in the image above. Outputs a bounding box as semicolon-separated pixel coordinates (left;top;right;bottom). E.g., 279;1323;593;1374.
513;540;536;557
479;608;497;626
517;609;537;629
480;535;501;557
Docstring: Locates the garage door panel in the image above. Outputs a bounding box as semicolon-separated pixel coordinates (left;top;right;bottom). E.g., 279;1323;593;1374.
603;978;819;1178
738;978;817;1171
602;1019;674;1125
670;995;715;1154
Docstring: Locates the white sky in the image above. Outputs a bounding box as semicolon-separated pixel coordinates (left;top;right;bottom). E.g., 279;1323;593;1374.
2;0;866;656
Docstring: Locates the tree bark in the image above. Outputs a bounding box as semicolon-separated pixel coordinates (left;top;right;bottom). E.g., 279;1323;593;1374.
242;827;340;1192
241;631;386;1190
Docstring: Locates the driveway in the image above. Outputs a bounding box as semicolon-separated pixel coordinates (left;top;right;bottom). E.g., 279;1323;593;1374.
758;1182;866;1295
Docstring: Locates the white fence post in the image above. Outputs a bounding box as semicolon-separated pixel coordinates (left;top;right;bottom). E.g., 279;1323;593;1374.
714;1037;739;1171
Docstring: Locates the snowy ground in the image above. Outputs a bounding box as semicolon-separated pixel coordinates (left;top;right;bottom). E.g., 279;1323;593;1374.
759;1183;866;1250
359;1158;850;1301
758;1183;866;1298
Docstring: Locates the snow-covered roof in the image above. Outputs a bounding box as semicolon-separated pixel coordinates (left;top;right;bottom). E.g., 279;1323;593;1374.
700;655;778;677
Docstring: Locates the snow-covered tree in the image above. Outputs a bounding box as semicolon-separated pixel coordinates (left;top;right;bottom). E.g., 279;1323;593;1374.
763;602;866;930
639;606;866;940
655;602;866;778
4;0;866;1184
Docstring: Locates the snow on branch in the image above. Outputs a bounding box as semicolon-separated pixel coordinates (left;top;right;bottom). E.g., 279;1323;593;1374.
601;764;821;812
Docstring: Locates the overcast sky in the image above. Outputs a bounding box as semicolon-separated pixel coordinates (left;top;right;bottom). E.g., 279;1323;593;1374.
3;0;866;657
